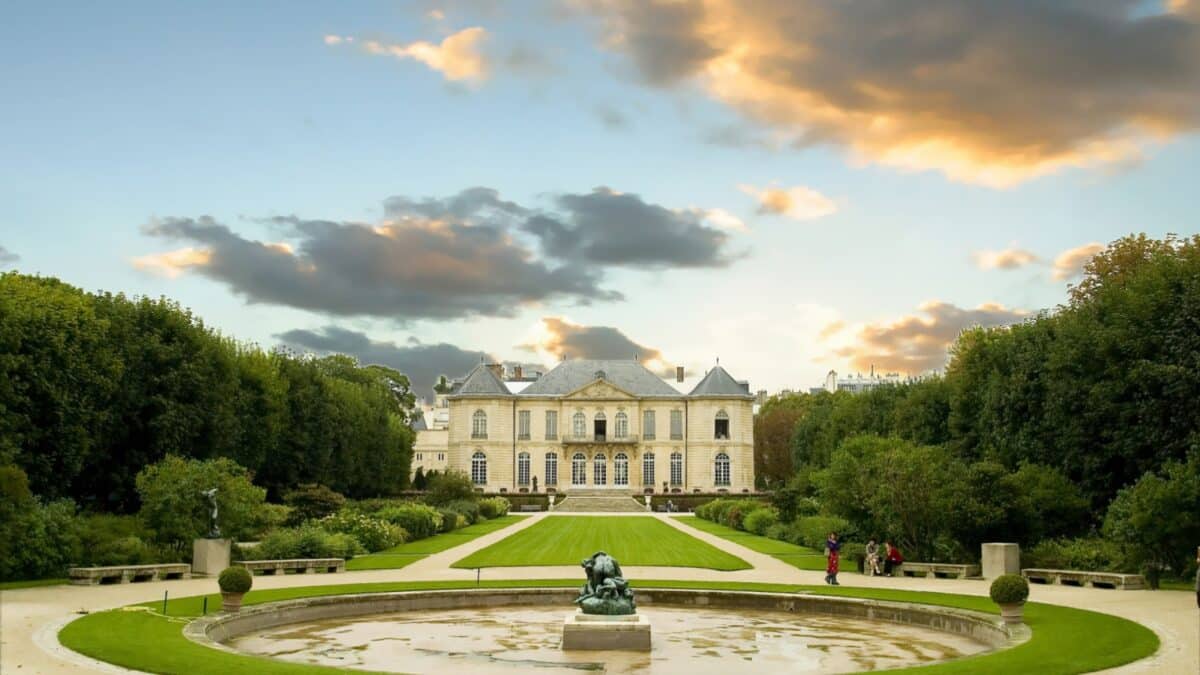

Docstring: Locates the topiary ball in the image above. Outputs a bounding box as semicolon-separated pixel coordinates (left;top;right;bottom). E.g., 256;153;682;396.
989;573;1029;605
218;566;253;594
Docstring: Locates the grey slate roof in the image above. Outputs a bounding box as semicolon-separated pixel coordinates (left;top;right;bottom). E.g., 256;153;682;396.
519;359;682;398
689;365;753;398
449;363;511;397
411;416;428;431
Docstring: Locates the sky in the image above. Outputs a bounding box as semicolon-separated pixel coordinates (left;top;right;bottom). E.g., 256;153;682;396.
2;0;1199;400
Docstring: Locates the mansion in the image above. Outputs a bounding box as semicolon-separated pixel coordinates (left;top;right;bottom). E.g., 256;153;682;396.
413;359;755;494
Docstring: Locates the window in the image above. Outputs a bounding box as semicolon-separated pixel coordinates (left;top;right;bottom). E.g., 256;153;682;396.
594;412;606;441
615;412;628;439
670;410;683;440
714;452;730;486
642;452;655;486
517;451;531;485
545;452;558;486
471;451;487;485
437;453;445;461
572;453;587;485
573;412;587;438
670;452;683;486
714;410;730;440
518;411;530;440
614;453;629;486
472;410;488;439
593;453;607;485
416;453;423;461
545;411;558;440
642;410;655;440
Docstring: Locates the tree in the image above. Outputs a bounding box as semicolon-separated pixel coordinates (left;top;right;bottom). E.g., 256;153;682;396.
754;394;808;487
1103;454;1200;583
413;466;427;491
135;456;266;551
426;470;477;505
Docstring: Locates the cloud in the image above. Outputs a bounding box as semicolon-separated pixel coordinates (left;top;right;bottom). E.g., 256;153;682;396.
276;326;489;400
520;317;668;370
700;207;746;232
738;183;837;220
332;27;489;82
0;245;20;265
817;320;845;341
833;301;1029;374
131;246;212;277
971;248;1041;270
1052;242;1106;280
593;104;630;130
584;1;1200;186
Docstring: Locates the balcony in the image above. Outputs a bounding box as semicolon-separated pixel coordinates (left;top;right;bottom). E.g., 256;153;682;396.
562;434;640;444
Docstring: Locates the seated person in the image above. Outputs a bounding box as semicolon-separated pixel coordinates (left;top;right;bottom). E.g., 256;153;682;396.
864;539;882;576
883;542;904;576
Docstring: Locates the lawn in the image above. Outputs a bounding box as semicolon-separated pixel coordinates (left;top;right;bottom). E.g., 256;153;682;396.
674;515;828;570
59;578;1159;675
346;515;527;571
0;578;67;590
451;516;752;570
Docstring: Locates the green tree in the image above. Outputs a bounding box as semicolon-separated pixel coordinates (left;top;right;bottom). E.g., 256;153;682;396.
426;470;477;505
135;456;266;551
1103;453;1200;582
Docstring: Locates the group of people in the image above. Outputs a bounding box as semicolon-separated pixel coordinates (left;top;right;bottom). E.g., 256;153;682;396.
822;533;904;585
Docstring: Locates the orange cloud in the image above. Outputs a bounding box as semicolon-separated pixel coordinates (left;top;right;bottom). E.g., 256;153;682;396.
1052;243;1105;281
738;183;837;220
971;248;1040;270
334;27;489;82
131;247;212;278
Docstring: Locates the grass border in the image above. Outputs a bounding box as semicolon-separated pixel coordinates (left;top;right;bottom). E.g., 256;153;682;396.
672;514;828;570
345;514;528;571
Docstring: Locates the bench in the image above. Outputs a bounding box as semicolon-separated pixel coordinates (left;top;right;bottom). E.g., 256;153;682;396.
1022;568;1145;590
234;558;345;575
518;504;543;512
69;563;191;586
897;562;980;579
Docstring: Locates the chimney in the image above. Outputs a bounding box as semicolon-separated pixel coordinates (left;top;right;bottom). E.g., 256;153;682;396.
486;363;503;379
675;366;685;382
514;365;523;380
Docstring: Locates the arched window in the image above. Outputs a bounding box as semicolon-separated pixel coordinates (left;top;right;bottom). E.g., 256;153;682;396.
517;451;530;486
642;452;655;486
615;412;628;439
714;452;730;487
593;453;607;485
572;412;586;438
670;452;683;486
714;410;730;440
614;453;629;486
471;451;487;485
545;452;558;487
572;452;587;485
594;412;607;441
472;410;488;439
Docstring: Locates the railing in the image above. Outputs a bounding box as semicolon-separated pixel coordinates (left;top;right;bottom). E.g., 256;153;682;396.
562;434;640;444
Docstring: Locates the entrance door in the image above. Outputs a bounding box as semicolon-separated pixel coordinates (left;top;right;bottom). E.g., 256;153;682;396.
594;419;607;442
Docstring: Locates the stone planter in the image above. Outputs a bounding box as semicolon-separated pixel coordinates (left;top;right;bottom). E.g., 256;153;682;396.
998;601;1024;625
221;591;245;613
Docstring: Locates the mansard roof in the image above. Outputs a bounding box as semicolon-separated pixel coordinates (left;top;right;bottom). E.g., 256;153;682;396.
448;363;512;397
519;359;682;398
688;365;753;398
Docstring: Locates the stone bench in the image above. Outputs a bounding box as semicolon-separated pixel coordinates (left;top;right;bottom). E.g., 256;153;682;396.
69;563;191;586
234;558;345;575
1021;568;1145;590
518;504;543;512
898;562;980;579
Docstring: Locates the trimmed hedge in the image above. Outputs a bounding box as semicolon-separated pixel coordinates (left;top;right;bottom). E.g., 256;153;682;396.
217;566;252;593
254;525;365;560
375;503;443;540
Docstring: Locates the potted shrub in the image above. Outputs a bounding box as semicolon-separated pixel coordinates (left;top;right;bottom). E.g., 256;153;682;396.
989;574;1030;624
218;566;253;612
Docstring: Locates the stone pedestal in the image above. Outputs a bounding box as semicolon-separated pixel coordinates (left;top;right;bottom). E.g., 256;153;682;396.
562;612;651;651
981;543;1020;580
193;538;231;577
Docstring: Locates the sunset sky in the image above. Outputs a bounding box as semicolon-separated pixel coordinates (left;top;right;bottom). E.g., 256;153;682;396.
3;1;1199;398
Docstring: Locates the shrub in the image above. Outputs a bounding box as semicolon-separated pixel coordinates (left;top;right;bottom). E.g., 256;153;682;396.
255;525;366;560
1023;537;1132;573
436;508;466;532
743;507;779;536
478;496;510;519
990;574;1029;605
376;503;443;540
0;496;81;581
218;566;253;593
426;471;477;506
791;516;855;550
765;523;789;542
135;456;266;550
248;503;292;539
283;484;346;524
319;511;406;552
444;499;481;524
722;499;766;530
840;542;866;572
74;513;165;567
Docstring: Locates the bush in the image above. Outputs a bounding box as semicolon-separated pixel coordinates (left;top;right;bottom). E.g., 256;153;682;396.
990;574;1029;605
248;503;292;539
840;542;866;572
255;525;366;560
426;471;477;506
135;456;266;550
218;566;253;593
1023;537;1132;573
376;503;443;540
722;499;766;530
319;511;406;552
444;499;481;525
0;496;81;581
790;516;855;550
478;496;510;519
74;513;165;567
436;508;467;532
283;484;346;524
743;507;779;536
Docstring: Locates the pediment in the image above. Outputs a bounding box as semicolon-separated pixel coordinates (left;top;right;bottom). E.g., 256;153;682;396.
563;378;636;400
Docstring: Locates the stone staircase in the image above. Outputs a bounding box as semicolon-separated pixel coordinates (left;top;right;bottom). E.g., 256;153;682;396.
553;489;647;513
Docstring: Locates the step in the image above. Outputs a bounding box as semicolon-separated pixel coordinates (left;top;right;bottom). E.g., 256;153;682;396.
553;495;647;513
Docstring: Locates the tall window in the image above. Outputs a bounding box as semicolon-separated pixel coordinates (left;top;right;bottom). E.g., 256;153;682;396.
714;452;730;486
471;451;487;485
614;453;629;486
573;412;586;438
545;452;558;486
594;412;606;440
670;410;683;440
670;452;683;486
545;411;558;440
572;453;587;485
714;410;730;440
615;412;628;439
517;451;531;486
472;410;488;439
642;452;655;486
593;453;607;485
518;411;531;440
643;410;655;440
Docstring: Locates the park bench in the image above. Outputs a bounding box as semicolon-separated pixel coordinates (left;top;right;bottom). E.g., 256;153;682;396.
897;562;980;579
518;504;543;512
1022;568;1145;590
234;558;345;575
69;563;190;586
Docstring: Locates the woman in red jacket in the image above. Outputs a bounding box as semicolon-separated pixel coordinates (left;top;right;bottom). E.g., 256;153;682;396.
883;541;904;576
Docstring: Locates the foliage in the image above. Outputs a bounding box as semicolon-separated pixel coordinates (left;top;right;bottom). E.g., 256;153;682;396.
218;566;253;594
443;499;481;524
0;496;81;580
788;516;855;550
283;484;346;524
436;507;465;532
989;574;1030;605
375;503;443;540
318;511;406;552
412;467;427;491
247;503;292;539
425;471;477;506
75;514;167;567
478;496;511;519
742;506;779;535
135;456;266;550
753;394;807;487
1023;537;1132;573
254;525;365;560
1102;453;1200;579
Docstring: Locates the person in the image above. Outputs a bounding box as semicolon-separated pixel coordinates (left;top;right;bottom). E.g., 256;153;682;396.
864;539;882;577
883;541;904;577
824;532;842;585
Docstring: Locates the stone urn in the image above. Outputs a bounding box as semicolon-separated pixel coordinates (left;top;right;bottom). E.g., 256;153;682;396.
989;574;1029;626
997;601;1025;625
218;566;253;613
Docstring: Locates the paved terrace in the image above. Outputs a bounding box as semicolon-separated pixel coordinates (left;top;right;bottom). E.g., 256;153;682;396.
1;512;1195;674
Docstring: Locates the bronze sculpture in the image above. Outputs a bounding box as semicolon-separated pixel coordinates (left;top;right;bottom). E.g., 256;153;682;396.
574;551;636;615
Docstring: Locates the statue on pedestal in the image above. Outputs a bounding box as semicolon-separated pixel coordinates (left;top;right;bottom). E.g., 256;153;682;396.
574;551;636;615
201;487;220;538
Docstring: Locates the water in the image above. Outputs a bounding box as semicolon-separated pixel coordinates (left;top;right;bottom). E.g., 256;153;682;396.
229;605;989;674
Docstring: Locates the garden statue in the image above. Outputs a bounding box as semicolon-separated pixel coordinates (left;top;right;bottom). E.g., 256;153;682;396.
574;551;636;615
201;487;220;538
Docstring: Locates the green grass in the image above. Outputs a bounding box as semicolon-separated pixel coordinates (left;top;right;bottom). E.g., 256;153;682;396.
450;516;751;570
0;578;67;590
346;515;527;571
673;515;829;570
58;578;1158;675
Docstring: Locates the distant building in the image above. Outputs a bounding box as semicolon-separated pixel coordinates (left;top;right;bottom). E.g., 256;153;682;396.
812;367;911;395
